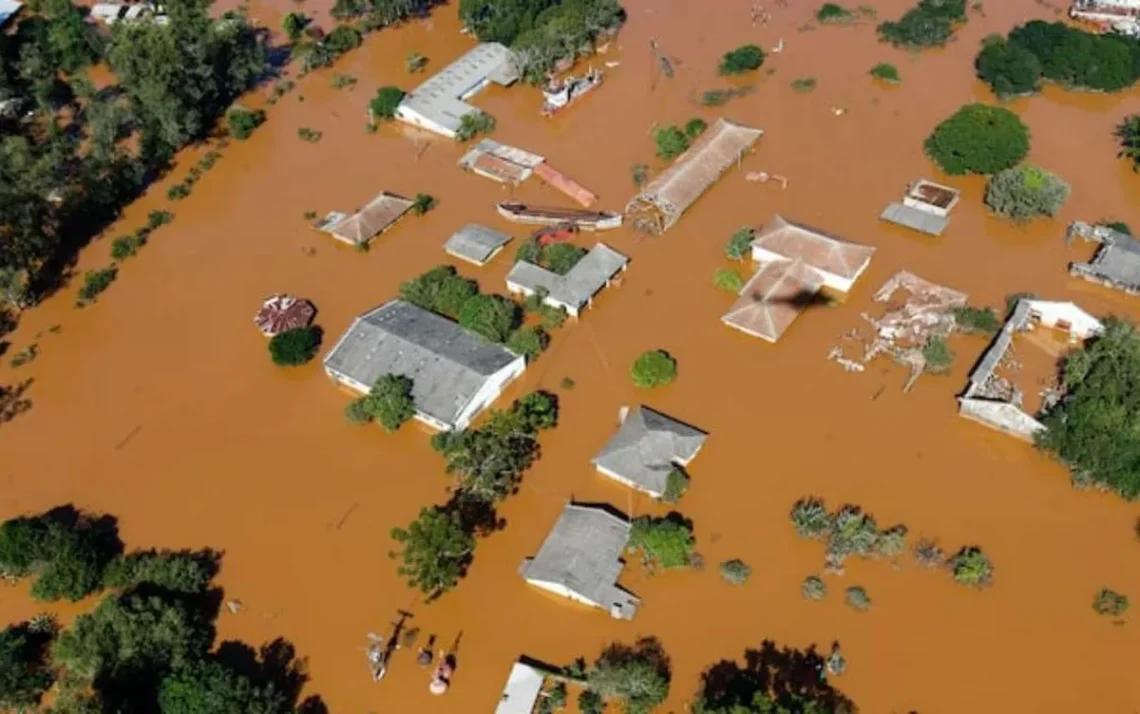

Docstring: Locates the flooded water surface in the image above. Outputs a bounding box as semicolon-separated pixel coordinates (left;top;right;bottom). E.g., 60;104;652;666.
3;0;1140;711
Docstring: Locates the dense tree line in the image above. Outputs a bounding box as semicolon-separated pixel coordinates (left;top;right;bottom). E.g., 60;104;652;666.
0;505;323;712
0;0;267;310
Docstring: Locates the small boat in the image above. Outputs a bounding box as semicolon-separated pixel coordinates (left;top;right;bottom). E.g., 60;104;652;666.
533;222;580;246
542;69;604;117
497;201;622;231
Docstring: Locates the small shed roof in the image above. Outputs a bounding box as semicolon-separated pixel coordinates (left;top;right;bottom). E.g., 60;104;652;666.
880;202;949;236
323;300;522;427
444;224;512;266
721;259;825;342
399;43;519;135
592;406;707;496
752;215;875;281
506;243;628;310
253;295;316;337
1078;231;1140;290
625;119;763;234
318;192;413;246
520;503;638;618
494;662;546;714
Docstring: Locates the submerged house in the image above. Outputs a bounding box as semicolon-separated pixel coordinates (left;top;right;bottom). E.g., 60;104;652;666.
958;298;1102;441
1067;221;1140;295
592;406;707;498
880;178;961;236
396;43;519;139
494;660;546;714
505;243;628;317
443;223;512;267
722;216;876;342
317;191;414;247
322;300;526;431
1070;0;1140;33
519;503;640;619
625;118;764;234
457;139;545;185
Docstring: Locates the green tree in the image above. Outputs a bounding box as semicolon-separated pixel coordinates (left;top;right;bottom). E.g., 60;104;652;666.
870;62;900;82
506;326;549;360
631;350;677;388
984;165;1069;220
948;546;993;586
455;111;495;141
542;243;587;275
225;107;265;140
268;326;320;366
684;117;707;139
725;227;754;260
351;374;417;432
282;12;308;40
718;44;765;75
370;85;405;121
102;550;215;593
431;423;538;501
1116;114;1140;171
713;268;743;293
324;25;362;54
653;125;690;159
158;659;287;714
719;559;751;585
0;623;53;710
629;515;694;568
458;294;518;342
661;468;689;503
924;103;1029;175
1092;588;1129;616
512;390;558;431
1008;20;1137;92
389;506;474;596
877;0;966;49
975;34;1041;97
587;639;671;714
398;265;477;318
412;193;437;216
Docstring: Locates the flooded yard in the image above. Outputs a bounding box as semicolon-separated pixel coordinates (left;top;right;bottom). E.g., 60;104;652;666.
2;0;1140;712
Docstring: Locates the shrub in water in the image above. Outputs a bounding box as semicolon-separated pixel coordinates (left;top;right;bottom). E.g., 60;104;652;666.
984;165;1070;220
661;468;689;503
869;62;899;82
1092;588;1129;617
630;350;677;388
714;268;744;293
845;585;871;610
684;117;707;139
226;107;265;140
654;125;690;159
816;3;855;22
922;336;953;374
975;34;1041;98
953;306;1001;334
628;515;695;569
456;111;495;141
801;575;827;600
370;86;405;120
949;546;993;586
268;326;320;366
790;497;833;539
506;326;549;360
719;559;751;585
725;227;754;260
719;44;765;75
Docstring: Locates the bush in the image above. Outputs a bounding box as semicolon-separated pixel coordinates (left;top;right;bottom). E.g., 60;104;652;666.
869;62;899;82
844;585;871;610
949;546;993;586
816;2;855;22
924;103;1030;175
801;575;827;600
1008;20;1137;93
0;623;53;709
789;497;832;538
324;25;362;54
714;268;744;293
458;294;519;343
791;77;818;92
110;234;145;261
1117;115;1140;171
297;127;323;142
719;44;766;75
984;165;1069;220
725;227;754;260
542;243;587;275
684;117;707;139
1092;588;1129;616
331;73;357;89
370;86;405;120
578;689;604;714
629;515;694;569
77;267;118;304
399;265;478;319
102;550;215;593
456;111;495;141
225;107;265;140
167;183;192;201
389;506;475;596
661;468;689;503
975;35;1041;97
654;125;690;159
1100;220;1132;235
148;210;175;229
0;510;122;603
913;538;944;567
953;306;1001;334
878;0;966;49
631;350;677;388
506;326;549;360
631;163;649;186
268;326;320;366
412;193;437;216
282;11;307;40
922;336;953;374
348;374;417;431
586;639;670;714
406;52;428;72
719;559;751;585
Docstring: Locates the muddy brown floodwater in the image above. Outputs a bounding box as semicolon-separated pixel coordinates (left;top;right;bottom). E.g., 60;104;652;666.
3;0;1140;711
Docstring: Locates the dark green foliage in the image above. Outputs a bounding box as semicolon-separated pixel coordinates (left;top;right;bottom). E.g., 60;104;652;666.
506;326;550;360
282;12;308;40
0;622;53;709
406;51;428;72
629;514;694;569
654;125;691;159
0;509;121;602
1116;114;1140;171
536;681;567;714
924;103;1029;175
324;25;362;54
456;111;496;141
922;336;953;374
267;326;320;366
953;306;1001;334
690;643;854;713
167;183;192;201
700;86;754;107
1008;20;1138;93
77;267;117;304
725;227;754;260
719;559;751;585
412;192;437;216
370;85;405;120
101;550;216;593
148;210;175;229
631;163;649;186
878;0;967;49
975;35;1041;97
542;243;587;275
1037;319;1140;499
458;294;519;342
579;689;604;714
1092;588;1129;616
226;107;265;140
296;127;322;142
111;234;145;261
869;62;899;82
816;2;855;22
790;77;817;92
800;575;827;600
158;658;288;714
389;506;475;596
586;638;671;714
514;391;559;431
684;117;707;139
399;265;478;319
718;44;766;75
348;374;417;431
331;73;358;89
789;498;910;565
661;468;689;503
630;349;677;388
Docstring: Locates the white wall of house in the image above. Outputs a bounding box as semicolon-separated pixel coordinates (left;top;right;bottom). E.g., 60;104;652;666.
395;105;458;139
903;196;949;217
1023;300;1103;340
505;280;581;317
594;464;661;498
525;578;604;611
958;399;1045;442
748;249;863;294
452;354;527;430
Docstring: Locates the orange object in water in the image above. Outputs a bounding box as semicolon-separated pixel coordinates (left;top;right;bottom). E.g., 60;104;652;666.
532;162;598;207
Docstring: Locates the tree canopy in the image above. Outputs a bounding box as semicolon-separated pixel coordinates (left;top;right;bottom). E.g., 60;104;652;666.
718;44;765;75
0;622;53;710
587;638;671;714
877;0;966;49
399;265;478;319
924;103;1029;175
458;294;520;342
984;165;1069;220
348;374;417;431
628;514;695;569
370;86;405;120
631;349;677;388
268;326;321;367
975;34;1041;98
389;506;475;596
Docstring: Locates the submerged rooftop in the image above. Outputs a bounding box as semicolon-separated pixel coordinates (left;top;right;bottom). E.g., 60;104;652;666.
397;43;519;136
592;406;707;497
506;243;628;312
443;223;512;266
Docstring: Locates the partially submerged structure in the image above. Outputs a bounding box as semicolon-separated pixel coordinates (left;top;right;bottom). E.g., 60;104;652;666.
880;179;961;237
1067;221;1140;295
625;119;764;234
519;503;639;619
253;295;316;337
494;661;546;714
592;406;707;498
722;216;876;342
505;243;628;317
959;299;1102;441
1070;0;1140;34
322;300;526;431
443;223;512;267
456;139;597;206
497;202;621;230
396;43;519;139
317;192;414;247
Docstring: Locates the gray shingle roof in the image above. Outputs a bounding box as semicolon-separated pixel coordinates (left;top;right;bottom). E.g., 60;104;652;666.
520;504;639;618
592;407;707;496
881;202;949;236
399;43;519;134
323;300;522;427
443;224;512;265
1081;237;1140;290
505;243;628;310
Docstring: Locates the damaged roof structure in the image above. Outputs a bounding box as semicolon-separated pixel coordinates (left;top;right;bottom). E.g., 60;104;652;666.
505;243;628;317
396;43;519;139
592;406;707;498
443;223;512;266
1067;221;1140;295
322;300;526;431
457;139;598;206
880;179;961;236
625;119;764;234
959;298;1102;442
494;661;546;714
519;503;640;620
317;192;414;247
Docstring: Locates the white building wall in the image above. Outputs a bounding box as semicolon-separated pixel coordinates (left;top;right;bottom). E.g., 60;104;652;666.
749;247;864;294
525;578;604;610
452;354;527;430
959;399;1045;442
1023;300;1103;339
595;464;661;498
395;106;458;139
505;280;580;317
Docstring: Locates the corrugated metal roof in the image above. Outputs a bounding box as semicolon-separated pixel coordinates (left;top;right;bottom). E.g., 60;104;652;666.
443;224;512;265
881;202;949;236
399;43;518;134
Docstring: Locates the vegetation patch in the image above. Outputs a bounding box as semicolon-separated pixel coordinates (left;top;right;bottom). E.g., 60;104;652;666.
226;106;265;140
870;62;900;82
878;0;967;49
719;559;751;585
719;44;766;75
1092;588;1129;617
331;73;358;90
1116;114;1140;172
406;51;428;73
984;165;1070;220
816;3;856;23
922;336;953;374
948;546;993;587
506;325;550;360
400;265;478;319
282;11;308;40
631;349;678;388
370;86;405;121
345;374;416;431
297;127;323;142
661;468;690;503
844;585;872;610
1099;219;1132;235
413;193;437;216
653;118;707;159
459;294;520;343
725;227;755;260
76;267;118;306
800;575;828;600
791;77;818;92
390;505;474;595
953;306;1001;334
974;34;1042;98
456;111;496;142
585;638;671;714
714;268;744;293
700;85;754;107
630;163;649;186
516;239;588;275
925;103;1029;175
628;514;695;569
268;325;321;366
789;497;909;568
